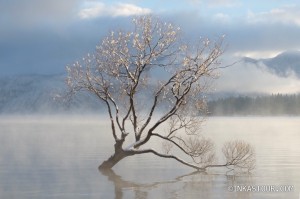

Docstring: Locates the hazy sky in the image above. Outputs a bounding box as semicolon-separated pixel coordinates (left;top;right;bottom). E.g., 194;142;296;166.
1;0;300;93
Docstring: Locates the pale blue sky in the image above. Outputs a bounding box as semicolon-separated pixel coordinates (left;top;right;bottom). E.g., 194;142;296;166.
0;0;300;77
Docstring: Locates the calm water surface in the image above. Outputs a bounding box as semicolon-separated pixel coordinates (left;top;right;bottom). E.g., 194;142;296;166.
0;116;299;199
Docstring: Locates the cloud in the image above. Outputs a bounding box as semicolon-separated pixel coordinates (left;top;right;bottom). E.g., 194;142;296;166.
215;61;300;94
247;5;300;26
0;17;132;76
1;0;300;83
213;13;231;23
233;50;282;59
78;2;151;19
190;0;239;7
166;10;300;58
0;0;81;29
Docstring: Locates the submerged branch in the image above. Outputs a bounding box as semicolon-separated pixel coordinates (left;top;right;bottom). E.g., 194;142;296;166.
131;148;205;171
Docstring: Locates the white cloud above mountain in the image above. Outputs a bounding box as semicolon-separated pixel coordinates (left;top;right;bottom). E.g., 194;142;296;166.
215;51;300;94
247;5;300;26
216;60;300;94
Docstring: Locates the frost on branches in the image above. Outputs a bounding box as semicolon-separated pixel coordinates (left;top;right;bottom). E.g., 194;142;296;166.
66;16;255;172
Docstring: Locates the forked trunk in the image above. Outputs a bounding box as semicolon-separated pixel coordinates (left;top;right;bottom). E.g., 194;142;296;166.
98;139;133;170
98;151;128;170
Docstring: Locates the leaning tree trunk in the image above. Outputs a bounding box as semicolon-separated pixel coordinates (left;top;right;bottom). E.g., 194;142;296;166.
98;139;133;170
98;151;128;170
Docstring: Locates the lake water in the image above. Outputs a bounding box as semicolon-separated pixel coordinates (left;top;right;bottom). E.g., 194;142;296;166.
0;116;299;199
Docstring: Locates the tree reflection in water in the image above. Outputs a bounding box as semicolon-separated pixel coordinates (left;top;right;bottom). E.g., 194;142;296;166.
99;168;254;199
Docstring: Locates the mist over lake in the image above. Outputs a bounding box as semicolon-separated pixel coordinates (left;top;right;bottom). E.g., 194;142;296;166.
1;1;300;198
0;116;299;199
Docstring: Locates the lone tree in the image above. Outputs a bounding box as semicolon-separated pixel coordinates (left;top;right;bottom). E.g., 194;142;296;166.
66;16;255;171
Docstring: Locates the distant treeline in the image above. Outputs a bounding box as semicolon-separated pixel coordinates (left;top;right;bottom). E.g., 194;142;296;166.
207;94;300;116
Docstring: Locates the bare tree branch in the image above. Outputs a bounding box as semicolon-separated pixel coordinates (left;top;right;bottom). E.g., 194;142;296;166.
131;148;205;171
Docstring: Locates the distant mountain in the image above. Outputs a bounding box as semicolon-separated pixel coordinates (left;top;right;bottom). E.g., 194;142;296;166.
243;50;300;78
0;74;103;114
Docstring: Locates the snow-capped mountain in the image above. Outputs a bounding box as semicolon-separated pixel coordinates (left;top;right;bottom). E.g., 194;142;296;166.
243;50;300;78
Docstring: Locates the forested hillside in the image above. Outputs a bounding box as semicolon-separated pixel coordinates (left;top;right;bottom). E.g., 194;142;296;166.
208;94;300;116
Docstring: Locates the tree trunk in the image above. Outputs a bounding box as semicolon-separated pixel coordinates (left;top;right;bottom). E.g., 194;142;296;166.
98;151;128;170
98;139;133;170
